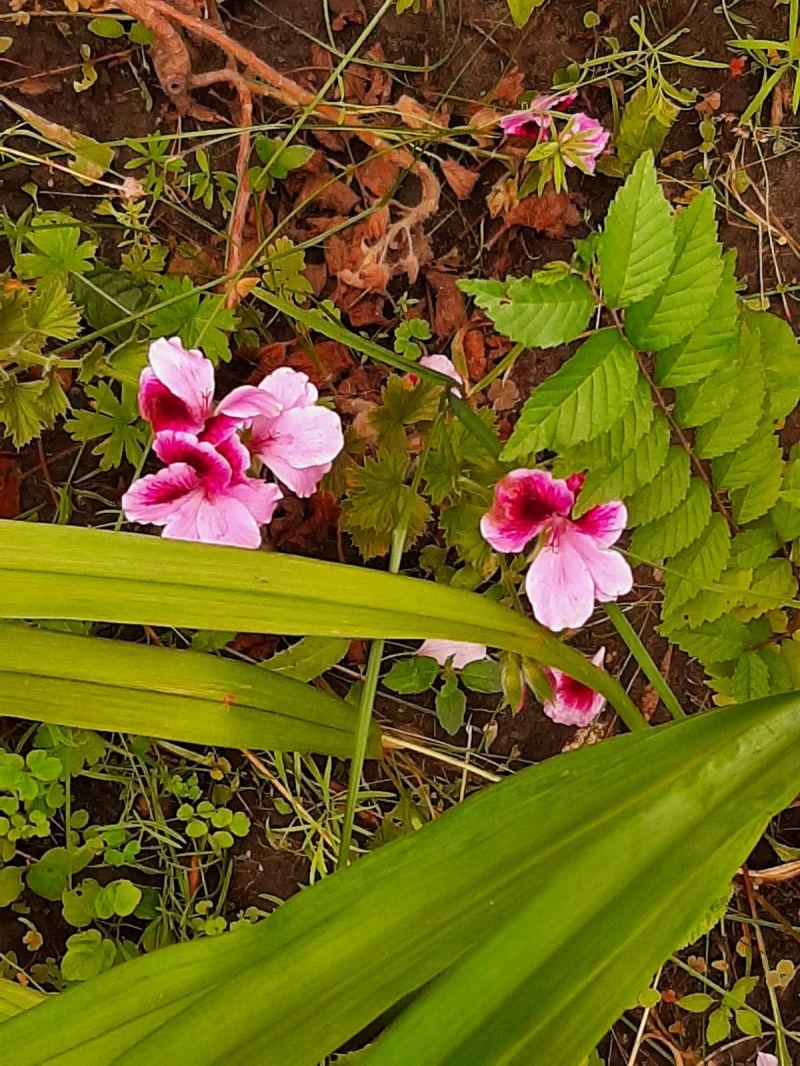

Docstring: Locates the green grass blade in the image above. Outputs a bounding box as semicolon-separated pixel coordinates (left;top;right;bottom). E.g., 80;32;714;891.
0;623;379;759
3;694;800;1065
0;522;645;728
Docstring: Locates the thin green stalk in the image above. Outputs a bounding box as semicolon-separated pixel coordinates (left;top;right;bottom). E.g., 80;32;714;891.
603;601;684;721
467;342;524;397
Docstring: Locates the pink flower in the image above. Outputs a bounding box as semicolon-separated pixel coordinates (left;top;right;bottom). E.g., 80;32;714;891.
247;367;344;498
543;647;606;726
558;113;610;174
500;90;577;140
419;354;463;396
480;469;633;631
139;337;280;437
757;1055;779;1066
418;640;487;670
121;431;282;549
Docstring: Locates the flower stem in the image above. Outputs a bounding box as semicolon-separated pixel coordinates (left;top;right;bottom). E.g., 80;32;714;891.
603;601;685;721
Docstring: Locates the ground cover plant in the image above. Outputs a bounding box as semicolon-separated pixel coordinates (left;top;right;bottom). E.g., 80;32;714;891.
2;1;800;1063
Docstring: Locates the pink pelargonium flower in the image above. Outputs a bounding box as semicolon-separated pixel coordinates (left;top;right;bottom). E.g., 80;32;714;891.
247;367;344;498
480;469;633;632
500;90;578;140
418;640;487;670
543;647;606;727
756;1055;779;1066
121;431;282;549
419;354;463;396
139;337;280;437
558;113;610;174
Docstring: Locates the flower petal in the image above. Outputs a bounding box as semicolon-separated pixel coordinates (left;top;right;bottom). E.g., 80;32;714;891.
139;368;201;435
147;337;214;425
757;1054;779;1066
419;354;463;393
525;537;596;631
263;456;331;498
213;433;252;483
122;463;200;526
481;469;574;553
192;495;263;549
500;110;547;138
565;529;633;602
227;479;283;526
252;405;344;471
215;385;282;421
543;657;606;727
573;500;627;548
153;431;232;494
417;640;487;670
258;366;318;410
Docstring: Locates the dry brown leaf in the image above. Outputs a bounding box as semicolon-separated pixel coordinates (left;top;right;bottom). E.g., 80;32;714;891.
397;94;434;130
324;210;389;276
298;172;360;214
486;175;518;219
463;328;486;382
493;66;526;105
288;339;354;386
16;76;60;96
427;269;467;338
358;153;401;199
330;280;389;326
440;158;479;200
302;261;328;297
0;458;21;520
314;129;348;152
466;105;502;146
695;90;721;116
504;190;580;237
329;0;366;31
310;42;333;76
488;377;519;412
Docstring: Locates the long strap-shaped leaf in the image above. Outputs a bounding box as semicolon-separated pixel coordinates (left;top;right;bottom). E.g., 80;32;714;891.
0;624;380;759
0;522;645;729
3;694;800;1066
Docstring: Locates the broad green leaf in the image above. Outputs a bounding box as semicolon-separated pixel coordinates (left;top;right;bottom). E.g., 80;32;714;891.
655;250;740;387
465;274;594;351
728;529;779;571
731;448;784;525
0;866;23;907
15;212;98;279
505;0;546;27
561;374;653;473
384;657;439;695
732;651;770;703
262;637;350;682
0;980;46;1021
26;278;81;341
503;330;639;460
668;616;753;664
88;16;125;37
0;623;380;761
736;558;798;623
706;1007;731;1045
625;446;690;528
5;696;800;1065
678;993;714;1013
734;1007;762;1037
629;478;711;561
0;523;642;728
460;660;502;693
624;189;722;351
436;677;467;735
693;327;764;459
742;307;800;419
674;337;744;428
574;412;669;516
0;98;114;184
611;86;677;175
676;569;753;631
0;376;45;447
61;931;115;983
712;427;780;491
772;461;800;542
663;513;731;618
598;152;674;308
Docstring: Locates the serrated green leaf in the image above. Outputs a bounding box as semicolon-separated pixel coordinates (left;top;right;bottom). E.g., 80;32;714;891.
16;212;98;280
706;1007;732;1045
733;651;770;703
624;189;722;351
72;266;152;345
262;637;350;682
371;375;440;456
677;568;753;630
674;336;744;429
630;478;711;561
731;448;784;525
561;374;653;473
728;529;779;571
574;413;670;516
655;250;740;387
435;676;467;735
771;460;800;542
712;426;780;491
612;86;678;174
735;558;798;623
503;330;639;460
424;408;502;507
668;616;753;664
598;152;674;308
440;501;498;578
694;327;764;459
341;455;429;560
625;446;690;527
678;993;714;1014
468;274;594;351
0;376;45;447
26;278;81;341
384;658;439;696
65;382;148;470
663;513;731;617
742;307;800;419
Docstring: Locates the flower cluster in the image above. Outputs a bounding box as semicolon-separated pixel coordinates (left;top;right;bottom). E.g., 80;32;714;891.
481;469;633;632
122;338;344;549
500;90;609;183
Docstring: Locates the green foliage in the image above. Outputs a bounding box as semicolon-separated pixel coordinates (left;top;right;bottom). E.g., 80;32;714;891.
599;86;678;177
458;273;594;350
65;382;149;470
341;454;430;560
15;212;98;280
148;276;238;364
505;0;547;28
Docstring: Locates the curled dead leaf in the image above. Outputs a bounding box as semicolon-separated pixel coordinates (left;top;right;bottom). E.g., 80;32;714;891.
493;66;526;105
440;158;479;200
504;189;580;237
427;269;467;338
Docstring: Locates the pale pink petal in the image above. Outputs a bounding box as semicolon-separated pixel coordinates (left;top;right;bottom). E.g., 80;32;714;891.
160;491;205;542
543;647;606;727
193;495;263;549
122;463;200;526
559;113;610;173
215;385;282;421
525;536;596;631
258;366;318;410
213;433;252;483
147;337;214;424
480;469;574;554
419;354;463;393
139;368;201;435
227;480;283;525
252;406;344;471
565;528;633;603
417;640;487;670
263;455;331;498
565;472;585;495
499;92;577;139
757;1054;779;1066
572;500;627;548
153;432;232;494
530;90;577;113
